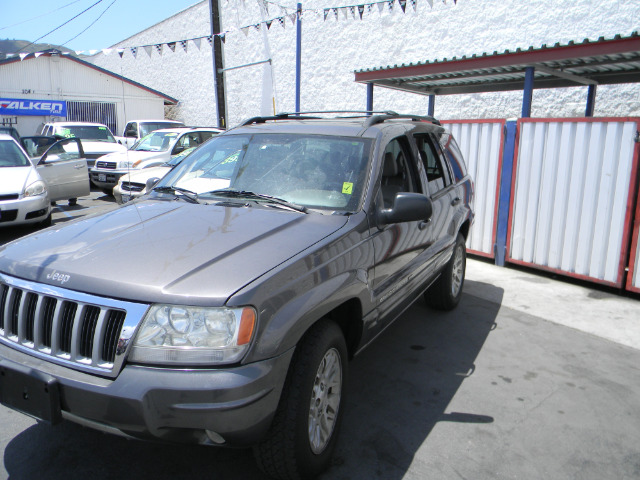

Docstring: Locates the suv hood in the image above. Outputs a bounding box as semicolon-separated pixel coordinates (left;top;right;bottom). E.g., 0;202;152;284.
0;200;348;305
82;141;126;155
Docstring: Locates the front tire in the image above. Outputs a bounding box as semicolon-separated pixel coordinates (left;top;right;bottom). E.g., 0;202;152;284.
254;320;347;480
38;212;52;229
425;232;466;310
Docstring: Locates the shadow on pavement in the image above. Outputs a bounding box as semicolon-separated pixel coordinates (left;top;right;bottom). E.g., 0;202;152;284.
3;281;502;480
325;281;502;479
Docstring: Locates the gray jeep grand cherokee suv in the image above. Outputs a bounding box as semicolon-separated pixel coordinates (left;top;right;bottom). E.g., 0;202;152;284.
0;112;473;479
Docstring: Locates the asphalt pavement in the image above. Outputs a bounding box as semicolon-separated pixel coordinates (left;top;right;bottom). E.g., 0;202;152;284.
1;190;639;479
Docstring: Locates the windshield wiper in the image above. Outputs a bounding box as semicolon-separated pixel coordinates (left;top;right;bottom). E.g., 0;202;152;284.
153;185;201;204
206;189;307;213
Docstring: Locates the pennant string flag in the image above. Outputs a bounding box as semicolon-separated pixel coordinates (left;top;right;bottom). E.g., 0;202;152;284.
1;0;455;60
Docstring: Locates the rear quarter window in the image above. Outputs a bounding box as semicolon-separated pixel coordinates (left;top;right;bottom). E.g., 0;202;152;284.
439;133;467;182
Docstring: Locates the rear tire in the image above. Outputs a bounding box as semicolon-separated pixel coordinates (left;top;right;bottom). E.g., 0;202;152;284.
425;232;466;311
100;188;113;196
68;198;77;206
254;320;347;480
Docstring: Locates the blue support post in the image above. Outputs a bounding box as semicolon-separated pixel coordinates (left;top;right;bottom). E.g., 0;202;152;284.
585;84;597;117
428;94;435;117
494;121;518;266
295;3;302;113
366;83;373;115
522;66;534;118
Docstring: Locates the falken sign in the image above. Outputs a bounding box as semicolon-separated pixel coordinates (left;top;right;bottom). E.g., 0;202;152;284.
0;98;67;117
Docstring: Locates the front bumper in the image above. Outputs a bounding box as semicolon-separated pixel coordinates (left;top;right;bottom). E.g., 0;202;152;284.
113;185;145;205
0;344;293;446
89;169;127;189
0;194;50;227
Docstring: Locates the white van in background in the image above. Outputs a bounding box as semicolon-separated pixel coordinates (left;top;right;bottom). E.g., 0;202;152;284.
115;119;185;149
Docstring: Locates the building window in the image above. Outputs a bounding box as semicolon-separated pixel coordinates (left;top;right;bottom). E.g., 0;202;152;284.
66;101;117;135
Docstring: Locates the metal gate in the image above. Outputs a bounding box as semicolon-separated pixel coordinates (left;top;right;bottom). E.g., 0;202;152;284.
627;190;640;294
66;101;117;135
507;117;640;287
444;120;504;258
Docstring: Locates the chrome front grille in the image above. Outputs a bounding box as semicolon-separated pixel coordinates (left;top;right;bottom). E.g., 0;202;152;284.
0;274;149;378
96;161;117;170
121;182;145;192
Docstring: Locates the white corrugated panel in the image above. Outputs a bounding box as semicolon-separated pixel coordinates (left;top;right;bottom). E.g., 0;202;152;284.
509;119;638;286
445;121;503;257
632;228;640;292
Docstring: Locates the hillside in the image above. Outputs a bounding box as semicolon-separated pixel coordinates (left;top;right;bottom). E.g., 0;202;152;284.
0;39;76;60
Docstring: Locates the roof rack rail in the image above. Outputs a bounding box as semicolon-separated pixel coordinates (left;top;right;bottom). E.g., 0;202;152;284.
240;110;400;126
363;114;441;128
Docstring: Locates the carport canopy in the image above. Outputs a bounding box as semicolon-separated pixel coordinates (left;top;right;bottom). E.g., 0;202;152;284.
354;31;640;117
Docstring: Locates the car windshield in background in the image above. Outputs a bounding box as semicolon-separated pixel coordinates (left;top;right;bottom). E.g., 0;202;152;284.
139;122;184;137
53;126;115;143
0;140;31;167
167;146;196;166
157;133;372;212
133;131;180;152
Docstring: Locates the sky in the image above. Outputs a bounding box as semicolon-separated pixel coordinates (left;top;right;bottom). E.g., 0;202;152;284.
0;0;204;53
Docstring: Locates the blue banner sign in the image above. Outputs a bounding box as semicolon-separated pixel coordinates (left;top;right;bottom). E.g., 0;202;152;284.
0;97;67;117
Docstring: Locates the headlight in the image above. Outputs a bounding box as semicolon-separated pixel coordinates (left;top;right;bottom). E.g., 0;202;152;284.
24;180;47;197
118;160;142;169
129;305;256;365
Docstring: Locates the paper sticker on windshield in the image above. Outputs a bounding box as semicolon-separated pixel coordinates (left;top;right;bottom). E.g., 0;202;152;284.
99;127;107;130
342;182;353;195
60;128;74;138
166;133;178;137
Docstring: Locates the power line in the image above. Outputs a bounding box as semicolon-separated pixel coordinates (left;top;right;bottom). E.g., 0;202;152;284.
62;0;118;47
0;0;84;31
18;0;104;53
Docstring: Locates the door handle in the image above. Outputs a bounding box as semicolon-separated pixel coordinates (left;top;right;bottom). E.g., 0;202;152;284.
74;164;84;169
419;218;431;230
451;197;461;206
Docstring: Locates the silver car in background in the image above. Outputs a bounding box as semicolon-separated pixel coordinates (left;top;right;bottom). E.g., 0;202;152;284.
0;134;90;227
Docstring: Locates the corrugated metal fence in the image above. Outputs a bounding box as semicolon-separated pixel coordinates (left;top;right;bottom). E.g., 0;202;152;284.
448;116;640;291
508;118;639;287
444;120;504;258
628;198;640;293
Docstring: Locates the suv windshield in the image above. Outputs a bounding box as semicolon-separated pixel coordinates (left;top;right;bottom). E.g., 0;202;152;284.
0;140;31;167
53;125;115;143
157;133;372;212
140;122;184;137
133;131;181;152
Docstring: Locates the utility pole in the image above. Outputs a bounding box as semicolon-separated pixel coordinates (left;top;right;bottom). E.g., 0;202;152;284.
295;3;302;113
209;0;227;128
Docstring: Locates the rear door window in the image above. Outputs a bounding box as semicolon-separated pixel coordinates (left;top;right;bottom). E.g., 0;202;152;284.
413;133;451;195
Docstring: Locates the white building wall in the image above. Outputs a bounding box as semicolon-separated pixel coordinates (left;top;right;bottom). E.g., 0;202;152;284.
92;2;216;127
1;55;167;135
93;0;640;129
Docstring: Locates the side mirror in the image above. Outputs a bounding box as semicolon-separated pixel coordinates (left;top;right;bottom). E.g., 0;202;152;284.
378;192;433;226
146;177;161;192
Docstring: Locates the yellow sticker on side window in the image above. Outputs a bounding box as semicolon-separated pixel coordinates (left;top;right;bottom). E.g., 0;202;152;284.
342;182;353;195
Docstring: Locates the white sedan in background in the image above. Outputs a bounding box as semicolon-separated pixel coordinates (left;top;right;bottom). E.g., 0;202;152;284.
91;127;223;195
0;134;89;228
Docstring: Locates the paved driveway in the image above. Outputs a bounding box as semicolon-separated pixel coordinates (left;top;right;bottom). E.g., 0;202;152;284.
1;192;639;480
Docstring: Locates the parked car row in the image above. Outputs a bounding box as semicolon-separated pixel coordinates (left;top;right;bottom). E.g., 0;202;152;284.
0;120;222;229
91;127;223;194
